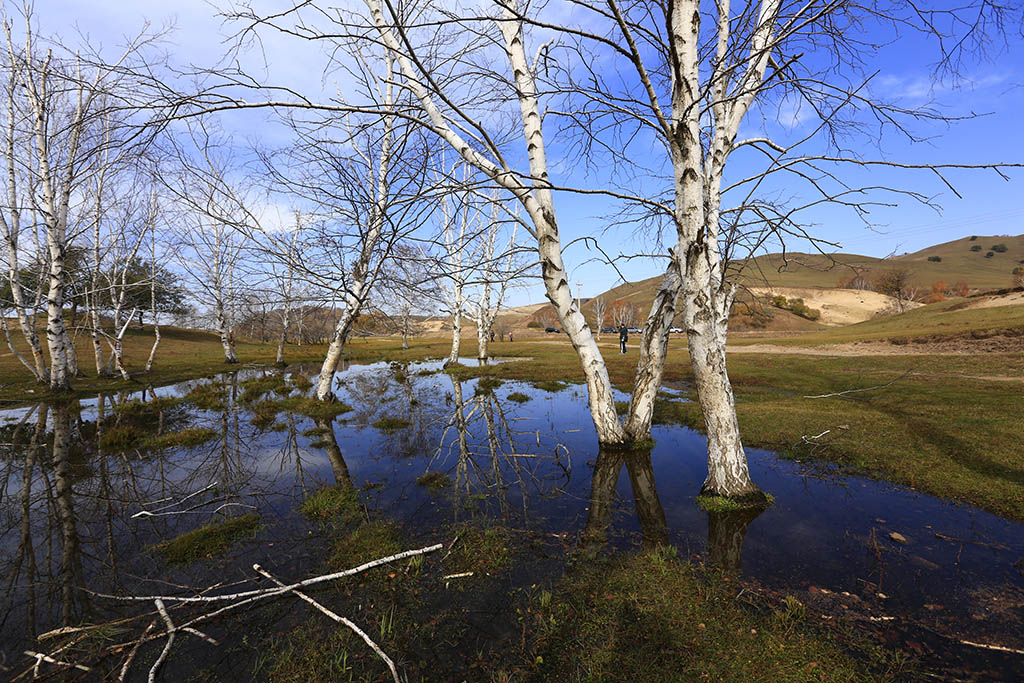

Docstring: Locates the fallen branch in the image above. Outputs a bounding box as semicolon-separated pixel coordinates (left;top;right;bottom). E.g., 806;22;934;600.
804;371;913;399
23;651;91;674
91;543;444;604
960;640;1024;655
253;564;399;683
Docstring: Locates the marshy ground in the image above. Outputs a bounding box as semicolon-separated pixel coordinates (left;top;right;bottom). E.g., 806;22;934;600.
1;320;1023;680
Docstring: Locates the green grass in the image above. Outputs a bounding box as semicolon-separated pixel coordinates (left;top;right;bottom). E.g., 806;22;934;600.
111;396;184;415
327;521;404;578
474;376;504;395
300;486;363;524
372;417;410;433
444;526;512;576
415;471;452;491
146;427;219;450
0;322;331;403
153;514;261;565
278;396;353;420
529;546;895;681
507;391;531;403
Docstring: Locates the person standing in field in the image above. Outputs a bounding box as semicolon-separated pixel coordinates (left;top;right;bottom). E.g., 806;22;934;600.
618;325;628;354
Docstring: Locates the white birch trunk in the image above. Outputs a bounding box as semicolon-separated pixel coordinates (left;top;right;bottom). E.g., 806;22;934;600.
314;52;395;401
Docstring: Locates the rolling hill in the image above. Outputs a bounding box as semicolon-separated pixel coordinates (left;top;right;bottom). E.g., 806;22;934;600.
505;234;1023;332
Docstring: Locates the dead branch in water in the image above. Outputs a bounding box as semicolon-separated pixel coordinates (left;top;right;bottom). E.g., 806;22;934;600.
19;542;444;681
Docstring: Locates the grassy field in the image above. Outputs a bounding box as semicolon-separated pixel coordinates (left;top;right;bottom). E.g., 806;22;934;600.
0;324;331;402
4;314;1022;522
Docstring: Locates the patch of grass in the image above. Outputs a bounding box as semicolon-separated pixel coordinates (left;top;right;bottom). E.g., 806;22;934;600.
474;376;504;395
614;400;629;415
184;383;227;411
154;514;261;565
697;492;775;512
415;471;452;491
531;379;568;393
112;396;183;416
250;401;282;429
529;546;889;681
444;526;512;576
147;428;219;451
300;486;363;524
279;396;353;420
289;373;314;392
507;392;531;404
327;521;403;577
98;424;149;451
372;417;410;433
239;374;288;404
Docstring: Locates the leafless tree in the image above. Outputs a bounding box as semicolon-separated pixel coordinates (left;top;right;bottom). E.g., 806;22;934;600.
591;296;608;339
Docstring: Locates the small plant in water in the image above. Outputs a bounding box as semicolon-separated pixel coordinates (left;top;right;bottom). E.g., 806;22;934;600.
532;379;568;393
154;514;261;565
300;486;363;524
415;471;452;491
372;417;410;433
474;376;504;395
507;392;531;404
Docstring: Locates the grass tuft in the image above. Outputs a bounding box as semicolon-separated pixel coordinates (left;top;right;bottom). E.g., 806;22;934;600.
372;417;411;433
154;514;261;565
507;392;531;404
300;486;363;524
415;471;452;491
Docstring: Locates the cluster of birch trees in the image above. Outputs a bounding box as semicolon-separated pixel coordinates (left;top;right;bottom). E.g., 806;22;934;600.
205;0;1015;501
2;0;1015;501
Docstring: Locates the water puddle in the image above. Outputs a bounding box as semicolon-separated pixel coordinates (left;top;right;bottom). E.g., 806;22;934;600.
1;358;1022;679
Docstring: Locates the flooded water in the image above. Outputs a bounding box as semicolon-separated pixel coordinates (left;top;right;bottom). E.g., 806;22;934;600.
1;359;1022;680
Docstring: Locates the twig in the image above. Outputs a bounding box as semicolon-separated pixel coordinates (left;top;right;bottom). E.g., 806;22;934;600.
934;533;1010;551
23;651;91;673
803;371;913;399
149;600;175;683
252;564;400;683
91;543;444;604
119;621;155;682
442;572;474;580
959;640;1024;655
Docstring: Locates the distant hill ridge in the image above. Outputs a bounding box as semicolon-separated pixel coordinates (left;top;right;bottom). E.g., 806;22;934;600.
508;234;1023;331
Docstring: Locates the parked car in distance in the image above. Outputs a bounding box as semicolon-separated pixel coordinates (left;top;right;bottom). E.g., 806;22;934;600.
627;327;641;334
601;327;617;334
545;327;560;333
669;327;683;333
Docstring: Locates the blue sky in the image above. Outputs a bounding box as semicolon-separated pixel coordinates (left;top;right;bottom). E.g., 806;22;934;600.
44;0;1024;306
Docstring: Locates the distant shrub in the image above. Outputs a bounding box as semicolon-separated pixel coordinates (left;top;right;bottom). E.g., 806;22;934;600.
924;293;945;304
969;235;977;241
526;321;542;328
927;256;942;262
970;245;982;252
1013;267;1022;275
952;281;969;296
769;295;820;321
991;243;1008;253
985;252;995;258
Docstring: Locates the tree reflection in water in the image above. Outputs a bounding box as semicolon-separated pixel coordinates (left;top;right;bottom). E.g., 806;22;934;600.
582;447;668;550
706;505;765;573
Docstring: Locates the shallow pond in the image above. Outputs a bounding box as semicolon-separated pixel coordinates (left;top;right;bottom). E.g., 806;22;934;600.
1;359;1022;680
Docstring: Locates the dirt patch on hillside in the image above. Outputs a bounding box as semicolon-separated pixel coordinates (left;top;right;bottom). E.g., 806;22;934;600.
731;328;1024;356
748;287;914;326
951;290;1024;311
